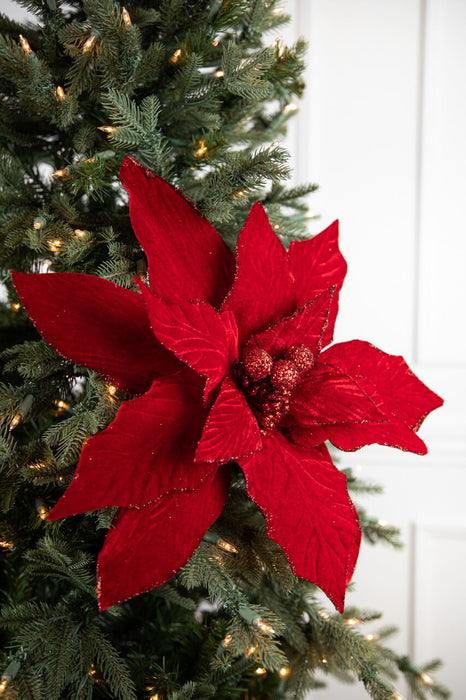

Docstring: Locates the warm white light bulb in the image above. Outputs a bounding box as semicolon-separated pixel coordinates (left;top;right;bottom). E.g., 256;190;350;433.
194;139;208;158
82;35;96;52
9;414;22;431
217;538;238;554
345;618;360;626
19;34;32;55
255;619;275;635
420;673;433;686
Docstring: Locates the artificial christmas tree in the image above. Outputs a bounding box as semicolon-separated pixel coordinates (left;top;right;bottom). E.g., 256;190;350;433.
0;1;450;698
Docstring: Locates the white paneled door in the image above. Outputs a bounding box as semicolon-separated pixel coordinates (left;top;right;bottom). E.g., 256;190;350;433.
287;1;466;698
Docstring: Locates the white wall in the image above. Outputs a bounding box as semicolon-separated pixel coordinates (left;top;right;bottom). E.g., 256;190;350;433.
287;1;466;698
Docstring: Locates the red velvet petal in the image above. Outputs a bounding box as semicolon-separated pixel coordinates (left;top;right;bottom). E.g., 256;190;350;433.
195;377;262;463
286;340;443;455
47;371;215;519
137;280;238;396
244;287;335;361
288;221;347;347
287;361;385;426
239;434;360;612
321;340;444;430
11;271;179;395
97;465;231;610
290;421;429;455
222;203;295;346
120;157;234;307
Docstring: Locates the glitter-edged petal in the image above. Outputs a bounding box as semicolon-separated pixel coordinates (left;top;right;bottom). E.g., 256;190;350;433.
120;156;235;307
288;420;429;455
97;466;231;610
222;202;295;345
321;340;444;430
11;271;178;395
195;377;262;463
137;280;238;396
286;340;443;454
288;220;347;347
239;434;360;613
48;372;215;519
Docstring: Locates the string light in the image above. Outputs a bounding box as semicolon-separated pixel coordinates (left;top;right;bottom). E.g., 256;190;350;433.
34;216;45;230
420;673;434;686
235;190;246;198
170;48;182;64
392;693;405;700
273;223;280;230
121;7;131;25
89;664;97;678
203;531;238;553
10;303;21;312
9;414;22;431
82;34;96;52
98;125;117;135
214;69;224;78
246;645;256;656
0;540;14;551
364;633;378;642
74;229;86;238
305;210;318;219
51;168;68;178
107;384;118;396
222;634;232;647
0;679;7;692
212;40;219;46
283;102;297;113
193;139;208;158
255;667;266;676
377;518;388;528
30;462;46;471
279;667;290;678
19;34;32;55
321;657;328;664
255;619;275;635
217;538;238;554
48;239;63;253
56;400;69;410
319;610;329;619
38;505;49;520
55;86;65;101
9;394;33;431
345;618;360;626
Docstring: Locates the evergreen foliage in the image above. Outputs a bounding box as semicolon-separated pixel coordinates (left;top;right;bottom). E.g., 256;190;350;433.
0;0;450;698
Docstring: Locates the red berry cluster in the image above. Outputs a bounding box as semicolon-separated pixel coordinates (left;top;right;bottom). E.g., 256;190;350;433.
238;345;314;433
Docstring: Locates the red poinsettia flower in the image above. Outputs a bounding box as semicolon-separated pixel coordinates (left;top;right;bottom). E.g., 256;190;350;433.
11;157;443;613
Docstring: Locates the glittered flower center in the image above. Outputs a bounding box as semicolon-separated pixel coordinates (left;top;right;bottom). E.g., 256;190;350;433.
237;345;314;433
